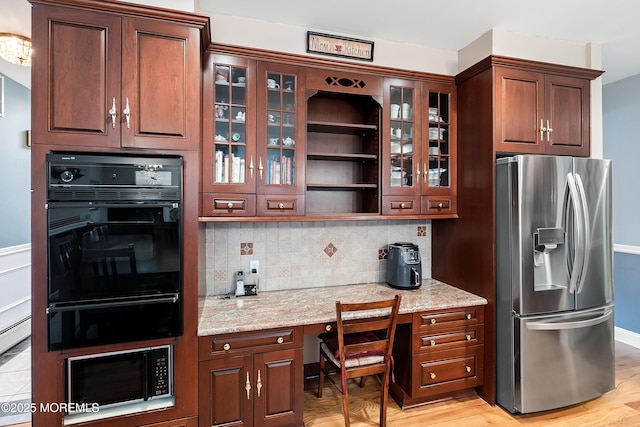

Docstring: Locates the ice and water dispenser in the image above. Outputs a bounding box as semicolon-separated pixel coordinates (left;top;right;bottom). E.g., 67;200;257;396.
533;227;568;290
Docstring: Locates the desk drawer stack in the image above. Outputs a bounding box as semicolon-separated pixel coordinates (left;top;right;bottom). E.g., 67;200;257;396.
391;306;485;408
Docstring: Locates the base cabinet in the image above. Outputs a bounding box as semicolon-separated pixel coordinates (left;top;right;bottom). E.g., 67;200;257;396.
391;306;485;408
198;328;304;427
142;417;198;427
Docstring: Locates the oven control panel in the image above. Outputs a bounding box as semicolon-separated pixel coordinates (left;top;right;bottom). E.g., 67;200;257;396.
151;348;171;397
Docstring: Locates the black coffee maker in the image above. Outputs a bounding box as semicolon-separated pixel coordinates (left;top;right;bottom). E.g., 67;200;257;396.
386;242;422;289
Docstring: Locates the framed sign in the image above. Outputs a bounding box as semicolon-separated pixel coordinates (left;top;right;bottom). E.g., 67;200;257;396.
306;31;374;62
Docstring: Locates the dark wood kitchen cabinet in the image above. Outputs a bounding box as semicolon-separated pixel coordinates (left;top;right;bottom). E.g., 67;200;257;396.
391;306;484;408
494;61;600;156
31;2;202;150
141;417;198;427
198;327;304;427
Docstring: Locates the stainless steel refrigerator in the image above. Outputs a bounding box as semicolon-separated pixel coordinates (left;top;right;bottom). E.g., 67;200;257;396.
496;155;614;414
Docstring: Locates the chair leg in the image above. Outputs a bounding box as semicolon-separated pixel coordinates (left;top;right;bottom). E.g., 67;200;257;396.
379;371;390;427
317;348;325;398
359;375;366;388
342;378;350;427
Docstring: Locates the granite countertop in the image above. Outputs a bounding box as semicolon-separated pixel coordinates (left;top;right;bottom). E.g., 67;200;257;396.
198;279;487;336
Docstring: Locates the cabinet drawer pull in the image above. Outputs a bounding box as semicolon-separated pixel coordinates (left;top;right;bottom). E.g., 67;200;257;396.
109;97;117;128
430;339;436;346
430;318;436;325
123;97;131;129
430;372;436;380
325;324;332;332
223;343;231;351
466;334;472;341
278;203;285;209
277;336;284;344
400;202;406;209
245;371;251;399
466;313;472;320
256;369;262;397
227;202;234;209
465;365;472;373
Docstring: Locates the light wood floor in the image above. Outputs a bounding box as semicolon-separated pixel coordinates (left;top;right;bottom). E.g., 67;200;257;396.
8;342;640;427
303;341;640;426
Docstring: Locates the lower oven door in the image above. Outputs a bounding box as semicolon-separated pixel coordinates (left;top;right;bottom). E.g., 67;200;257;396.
48;294;181;351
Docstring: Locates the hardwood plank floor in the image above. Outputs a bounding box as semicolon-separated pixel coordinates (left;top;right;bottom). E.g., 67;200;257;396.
303;341;640;426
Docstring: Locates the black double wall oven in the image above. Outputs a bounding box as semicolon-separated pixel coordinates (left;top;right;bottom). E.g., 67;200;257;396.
46;153;183;351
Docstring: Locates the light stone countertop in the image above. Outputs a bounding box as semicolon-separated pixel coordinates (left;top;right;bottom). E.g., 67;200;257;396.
198;280;487;336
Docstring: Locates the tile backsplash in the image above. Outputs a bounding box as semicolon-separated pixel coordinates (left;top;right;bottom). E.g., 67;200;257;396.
199;220;431;296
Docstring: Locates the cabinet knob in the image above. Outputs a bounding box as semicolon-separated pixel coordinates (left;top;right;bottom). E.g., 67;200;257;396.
400;202;406;209
430;339;436;346
325;324;332;332
465;365;472;373
466;334;471;341
466;313;472;320
430;318;436;325
276;336;284;344
223;343;231;351
278;203;284;209
227;202;234;209
430;372;436;380
438;202;443;209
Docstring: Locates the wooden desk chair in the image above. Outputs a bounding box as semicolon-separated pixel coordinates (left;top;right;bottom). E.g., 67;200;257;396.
317;295;402;427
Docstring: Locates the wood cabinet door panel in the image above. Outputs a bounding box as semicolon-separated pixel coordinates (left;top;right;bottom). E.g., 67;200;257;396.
142;417;197;427
413;325;485;353
253;348;304;427
32;6;121;147
121;17;200;150
413;306;484;332
545;74;590;156
199;356;253;427
494;68;545;153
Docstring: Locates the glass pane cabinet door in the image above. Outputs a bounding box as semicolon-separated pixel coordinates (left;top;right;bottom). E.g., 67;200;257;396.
426;91;451;189
214;64;249;184
262;71;298;187
389;85;416;190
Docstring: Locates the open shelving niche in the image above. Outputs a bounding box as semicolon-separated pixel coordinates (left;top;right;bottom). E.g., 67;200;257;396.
305;91;382;215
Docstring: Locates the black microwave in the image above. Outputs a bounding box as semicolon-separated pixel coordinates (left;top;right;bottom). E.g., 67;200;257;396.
66;345;173;423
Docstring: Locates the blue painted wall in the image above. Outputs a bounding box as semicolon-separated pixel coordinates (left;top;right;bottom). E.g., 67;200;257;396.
0;73;30;248
603;74;640;334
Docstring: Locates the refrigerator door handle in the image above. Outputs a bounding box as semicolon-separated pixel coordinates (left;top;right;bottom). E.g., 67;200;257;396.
574;173;591;294
526;309;613;331
566;173;585;294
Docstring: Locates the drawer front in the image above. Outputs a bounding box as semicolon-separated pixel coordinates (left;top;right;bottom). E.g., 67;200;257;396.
256;195;305;216
413;306;484;333
413;325;484;353
421;196;457;216
412;346;484;398
381;196;421;215
201;193;256;217
199;327;303;359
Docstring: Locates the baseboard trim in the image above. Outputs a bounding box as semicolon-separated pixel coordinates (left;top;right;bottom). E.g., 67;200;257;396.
615;327;640;349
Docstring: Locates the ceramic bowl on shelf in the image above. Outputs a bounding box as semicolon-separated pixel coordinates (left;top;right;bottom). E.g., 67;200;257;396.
268;138;279;145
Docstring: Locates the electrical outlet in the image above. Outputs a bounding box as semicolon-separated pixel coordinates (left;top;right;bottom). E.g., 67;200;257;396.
249;260;259;275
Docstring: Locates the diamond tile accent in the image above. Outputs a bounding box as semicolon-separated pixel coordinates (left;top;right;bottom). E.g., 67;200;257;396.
378;248;388;260
417;226;426;236
324;243;338;257
241;242;253;255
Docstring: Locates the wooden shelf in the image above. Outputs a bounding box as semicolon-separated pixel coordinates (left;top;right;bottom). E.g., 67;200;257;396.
307;120;378;135
307;152;377;161
307;183;378;189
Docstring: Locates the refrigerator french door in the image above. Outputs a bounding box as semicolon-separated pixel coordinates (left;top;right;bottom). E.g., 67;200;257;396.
496;155;614;414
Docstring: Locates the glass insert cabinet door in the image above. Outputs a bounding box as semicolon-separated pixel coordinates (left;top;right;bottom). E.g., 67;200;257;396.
213;64;250;185
389;85;417;190
425;91;451;189
261;71;298;186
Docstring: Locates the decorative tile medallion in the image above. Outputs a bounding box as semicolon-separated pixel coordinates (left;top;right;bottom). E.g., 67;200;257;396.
324;243;338;257
417;226;426;236
378;248;388;260
241;242;253;255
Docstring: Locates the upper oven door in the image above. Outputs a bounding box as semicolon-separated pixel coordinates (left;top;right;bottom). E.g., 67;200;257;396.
47;201;181;303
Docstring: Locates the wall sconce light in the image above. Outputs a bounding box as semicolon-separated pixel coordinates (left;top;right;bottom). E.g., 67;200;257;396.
0;33;32;67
